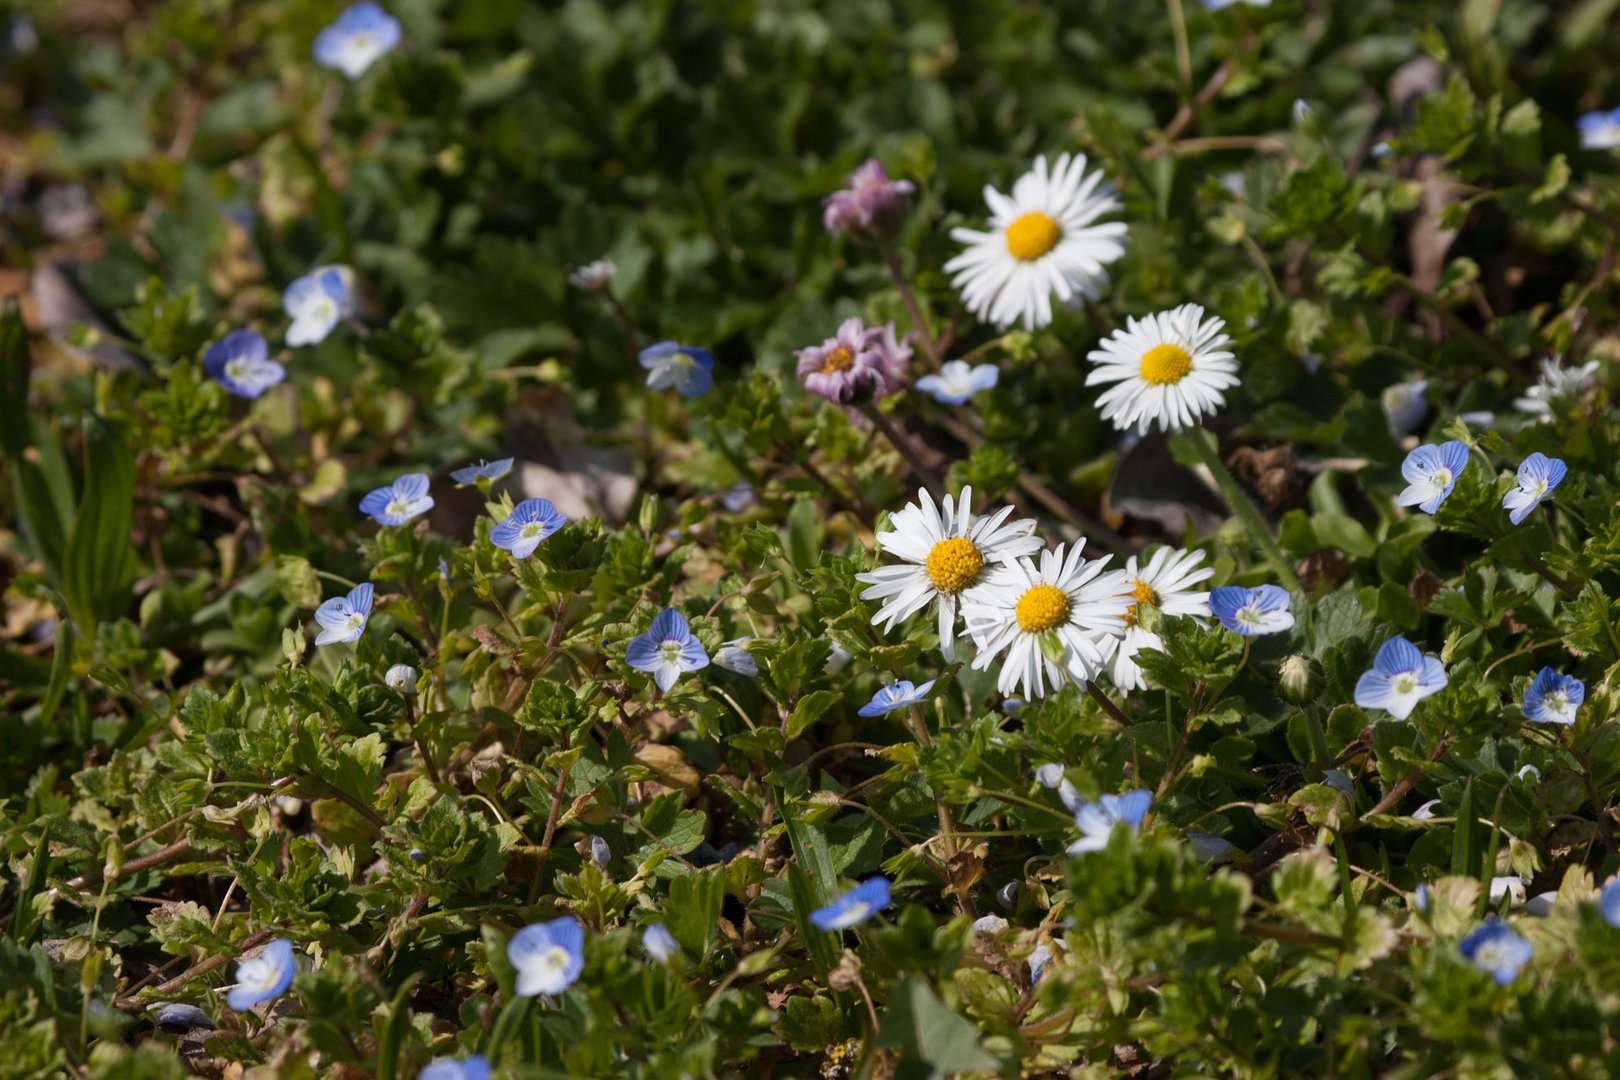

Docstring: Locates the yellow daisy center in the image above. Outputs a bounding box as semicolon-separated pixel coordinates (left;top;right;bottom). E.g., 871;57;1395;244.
1122;578;1159;626
821;345;855;374
924;537;984;594
1140;343;1193;385
1005;211;1062;262
1015;583;1071;633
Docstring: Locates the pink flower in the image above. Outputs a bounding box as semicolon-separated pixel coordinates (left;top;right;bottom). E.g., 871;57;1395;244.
868;323;915;397
822;159;915;241
796;317;886;404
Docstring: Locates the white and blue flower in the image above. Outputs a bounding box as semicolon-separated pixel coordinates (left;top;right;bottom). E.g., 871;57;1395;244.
916;360;999;405
358;473;434;526
204;330;285;399
449;458;515;486
713;637;758;677
1208;584;1294;636
1397;440;1469;515
1522;667;1584;725
1600;879;1620;928
625;608;710;692
639;341;715;397
1068;789;1152;854
1353;637;1447;720
810;877;891;931
490;498;568;559
1458;919;1532;985
508;916;585;997
642;923;680;963
857;679;936;717
1578;107;1620;151
314;582;374;646
227;938;296;1011
283;266;353;347
314;3;401;79
1381;377;1428;436
418;1056;490;1080
720;482;755;513
1502;452;1566;525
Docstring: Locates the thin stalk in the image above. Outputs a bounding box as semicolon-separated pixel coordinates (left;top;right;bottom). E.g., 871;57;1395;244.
860;403;944;493
1182;430;1300;592
877;243;941;368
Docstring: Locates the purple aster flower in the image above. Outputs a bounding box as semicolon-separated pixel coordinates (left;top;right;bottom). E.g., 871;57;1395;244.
822;159;915;241
795;317;888;404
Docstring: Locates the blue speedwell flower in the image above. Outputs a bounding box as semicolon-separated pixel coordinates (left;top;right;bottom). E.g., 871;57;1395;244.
314;2;401;79
639;341;715;397
449;458;515;486
490;498;568;559
916;360;999;405
228;938;296;1011
625;608;710;691
712;637;758;677
204;330;284;399
1522;667;1584;725
858;679;936;717
642;923;680;962
1398;440;1469;515
508;916;585;997
1502;452;1567;525
283;266;353;347
418;1056;490;1080
1458;919;1532;985
1208;584;1294;636
1354;637;1447;720
359;473;434;526
810;877;891;931
1068;789;1152;854
314;583;373;646
1600;879;1620;928
720;482;755;513
1578;107;1620;151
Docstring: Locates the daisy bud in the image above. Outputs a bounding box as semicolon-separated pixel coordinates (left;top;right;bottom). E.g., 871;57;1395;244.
1278;655;1324;705
385;663;418;694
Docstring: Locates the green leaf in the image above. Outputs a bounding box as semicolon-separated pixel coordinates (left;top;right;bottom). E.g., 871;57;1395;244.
873;977;1001;1077
1450;778;1475;877
665;866;726;958
61;416;138;632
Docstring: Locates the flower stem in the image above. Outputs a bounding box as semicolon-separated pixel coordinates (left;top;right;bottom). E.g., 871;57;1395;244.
1180;429;1300;593
860;403;944;494
877;243;942;369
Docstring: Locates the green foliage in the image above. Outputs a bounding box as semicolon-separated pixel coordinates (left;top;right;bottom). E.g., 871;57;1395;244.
7;0;1620;1076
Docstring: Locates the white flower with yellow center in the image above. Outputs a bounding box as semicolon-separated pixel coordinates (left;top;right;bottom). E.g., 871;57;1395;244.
1085;304;1239;434
944;153;1127;331
1099;547;1214;692
960;544;1131;700
856;486;1041;659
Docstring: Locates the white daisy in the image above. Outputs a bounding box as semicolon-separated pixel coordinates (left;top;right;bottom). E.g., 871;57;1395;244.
856;487;1041;659
1085;304;1239;434
960;544;1131;700
1514;357;1599;422
1098;547;1214;692
944;153;1127;331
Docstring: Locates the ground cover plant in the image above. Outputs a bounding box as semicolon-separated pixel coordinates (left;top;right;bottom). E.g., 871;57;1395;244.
6;0;1620;1076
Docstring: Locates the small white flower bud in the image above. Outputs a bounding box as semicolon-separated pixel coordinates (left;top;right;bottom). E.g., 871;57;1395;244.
385;664;418;694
